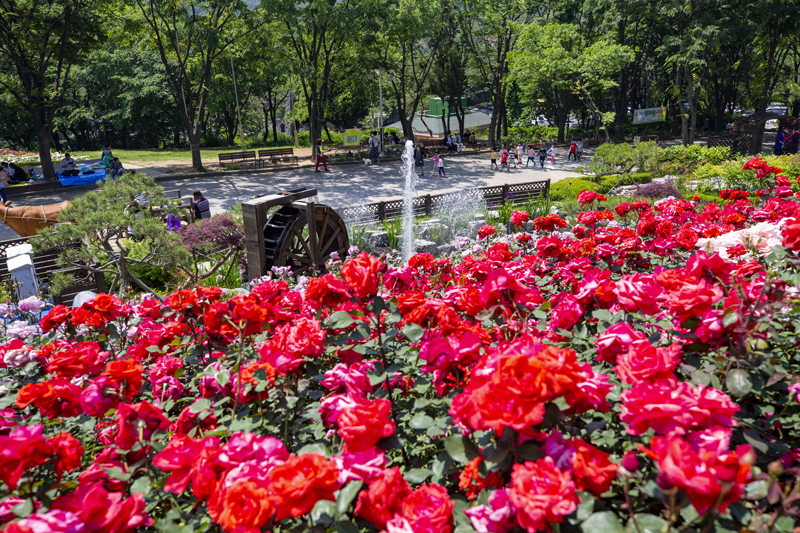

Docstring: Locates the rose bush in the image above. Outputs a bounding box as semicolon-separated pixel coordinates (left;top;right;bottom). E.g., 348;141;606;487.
1;158;800;532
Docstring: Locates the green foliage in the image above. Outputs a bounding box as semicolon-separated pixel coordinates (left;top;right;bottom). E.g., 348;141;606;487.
504;126;559;146
32;173;191;297
382;218;402;250
523;194;555;219
651;145;733;176
550;178;602;201
578;142;659;178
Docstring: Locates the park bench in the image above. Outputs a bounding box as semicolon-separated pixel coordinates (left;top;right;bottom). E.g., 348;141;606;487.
218;151;257;168
258;148;299;166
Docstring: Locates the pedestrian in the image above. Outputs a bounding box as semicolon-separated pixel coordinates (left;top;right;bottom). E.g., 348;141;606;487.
538;146;546;168
315;139;329;172
414;144;425;175
490;147;498;170
517;143;524;165
526;145;535;167
568;139;577;160
774;130;786;156
786;130;800;155
369;131;381;163
500;145;510;172
547;144;558;165
191;190;211;220
435;151;446;177
576;139;583;160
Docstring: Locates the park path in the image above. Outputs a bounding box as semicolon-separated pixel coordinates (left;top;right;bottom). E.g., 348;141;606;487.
0;152;588;240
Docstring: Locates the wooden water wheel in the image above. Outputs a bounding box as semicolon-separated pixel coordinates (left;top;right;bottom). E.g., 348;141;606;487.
264;204;349;276
242;188;350;280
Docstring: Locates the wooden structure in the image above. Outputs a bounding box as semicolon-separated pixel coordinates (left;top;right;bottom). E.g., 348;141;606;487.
218;151;258;168
338;179;551;222
0;237;105;306
242;188;349;281
258;148;299;166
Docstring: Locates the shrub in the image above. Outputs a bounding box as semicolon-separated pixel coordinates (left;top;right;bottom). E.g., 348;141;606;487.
550;178;602;201
634;180;684;199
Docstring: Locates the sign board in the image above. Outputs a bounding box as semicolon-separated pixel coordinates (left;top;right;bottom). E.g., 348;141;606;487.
633;107;667;124
343;129;361;147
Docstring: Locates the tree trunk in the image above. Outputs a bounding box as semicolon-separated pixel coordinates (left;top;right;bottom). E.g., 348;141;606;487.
686;64;697;144
488;112;497;148
614;87;627;142
270;108;278;143
32;109;55;181
188;135;203;170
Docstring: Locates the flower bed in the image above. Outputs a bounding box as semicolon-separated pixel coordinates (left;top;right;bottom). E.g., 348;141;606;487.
1;159;800;533
0;149;88;167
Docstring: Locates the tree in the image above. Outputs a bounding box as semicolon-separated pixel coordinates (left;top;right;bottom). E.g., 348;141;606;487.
0;0;102;180
266;0;369;158
512;23;634;141
130;0;254;170
33;173;189;297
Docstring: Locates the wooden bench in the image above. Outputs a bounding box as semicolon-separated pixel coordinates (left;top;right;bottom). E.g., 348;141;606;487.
218;151;257;168
258;148;299;166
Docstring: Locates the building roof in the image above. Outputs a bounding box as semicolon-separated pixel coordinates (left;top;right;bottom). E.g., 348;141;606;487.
385;111;493;136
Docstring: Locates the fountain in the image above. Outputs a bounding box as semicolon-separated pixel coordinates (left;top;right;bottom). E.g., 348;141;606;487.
401;140;417;262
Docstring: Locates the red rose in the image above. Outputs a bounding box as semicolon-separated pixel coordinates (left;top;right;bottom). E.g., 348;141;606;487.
570;438;618;497
52;481;153;533
268;453;340;521
616;339;682;384
400;484;454;533
114;401;170;450
337;398;396;451
595;322;647;364
210;477;275;532
153;434;221;501
782;218;800;252
103;358;144;400
509;457;578;532
305;273;351;308
16;378;83;419
355;467;411;529
341;252;384;298
477;224;496;240
40;305;70;333
0;425;53;490
510;210;531;228
47;432;84;481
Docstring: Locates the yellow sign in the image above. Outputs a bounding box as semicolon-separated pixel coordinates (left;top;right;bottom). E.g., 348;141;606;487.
343;129;361;147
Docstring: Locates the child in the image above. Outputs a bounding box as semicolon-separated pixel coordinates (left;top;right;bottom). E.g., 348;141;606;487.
315;139;329;172
547;145;558;165
576;139;583;160
500;146;510;172
436;151;446;177
517;144;524;166
568;139;577;160
538;147;546;168
490;148;498;170
431;151;440;176
0;164;7;202
526;145;535;167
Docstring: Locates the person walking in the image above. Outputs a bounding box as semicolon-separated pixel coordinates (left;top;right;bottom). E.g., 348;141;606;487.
414;144;425;175
538;146;547;168
431;151;439;177
490;147;498;170
576;139;583;160
526;145;535;167
547;144;558;165
191;190;211;220
568;139;577;160
786;130;800;155
435;151;446;177
775;130;786;155
500;146;510;172
315;139;329;172
369;131;381;163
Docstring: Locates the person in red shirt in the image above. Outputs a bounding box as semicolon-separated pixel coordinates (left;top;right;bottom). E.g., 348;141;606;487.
500;146;510;172
568;139;578;161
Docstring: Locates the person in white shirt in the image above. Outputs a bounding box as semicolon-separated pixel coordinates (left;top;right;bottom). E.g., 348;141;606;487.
61;153;78;176
547;145;558;165
455;133;464;152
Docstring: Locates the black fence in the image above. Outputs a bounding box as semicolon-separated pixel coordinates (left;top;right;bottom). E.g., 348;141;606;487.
338;179;550;223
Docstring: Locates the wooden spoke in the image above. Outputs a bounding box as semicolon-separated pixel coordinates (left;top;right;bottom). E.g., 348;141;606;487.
318;211;330;246
321;226;341;255
286;252;311;263
291;226;314;259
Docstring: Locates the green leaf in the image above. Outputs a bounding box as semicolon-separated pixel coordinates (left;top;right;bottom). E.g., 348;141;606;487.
722;311;739;327
443;434;480;463
582;512;623;533
726;368;752;397
131;476;152;495
11;499;33;518
336;481;363;516
402;322;425;342
409;415;434;429
742;428;769;454
215;371;229;388
405;468;433;484
329;311;355;329
625;514;668;533
189;398;211;413
298;443;329;457
335;521;361;533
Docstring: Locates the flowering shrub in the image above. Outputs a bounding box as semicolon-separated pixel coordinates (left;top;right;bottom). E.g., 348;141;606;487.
0;149;88;167
2;160;800;532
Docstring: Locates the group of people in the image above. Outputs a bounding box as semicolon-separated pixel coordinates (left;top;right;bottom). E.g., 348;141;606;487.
490;138;583;171
59;145;125;178
0;161;32;202
444;132;464;154
774;129;800;155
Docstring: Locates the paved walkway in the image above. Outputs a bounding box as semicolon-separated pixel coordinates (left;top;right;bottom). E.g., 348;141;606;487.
0;152;588;240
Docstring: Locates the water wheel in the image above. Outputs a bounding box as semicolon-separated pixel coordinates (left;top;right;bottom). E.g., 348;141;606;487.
263;204;349;276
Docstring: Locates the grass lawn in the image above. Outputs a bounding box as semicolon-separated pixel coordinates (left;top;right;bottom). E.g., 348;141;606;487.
70;147;292;165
